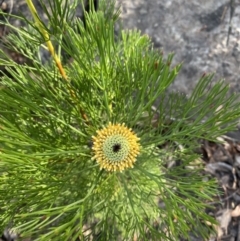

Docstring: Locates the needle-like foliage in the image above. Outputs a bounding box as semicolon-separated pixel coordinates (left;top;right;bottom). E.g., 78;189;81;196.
0;0;239;240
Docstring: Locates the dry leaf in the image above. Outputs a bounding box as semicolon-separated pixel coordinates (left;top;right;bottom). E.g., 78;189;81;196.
216;209;231;238
231;205;240;217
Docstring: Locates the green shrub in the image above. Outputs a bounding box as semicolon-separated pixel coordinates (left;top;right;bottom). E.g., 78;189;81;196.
0;0;239;240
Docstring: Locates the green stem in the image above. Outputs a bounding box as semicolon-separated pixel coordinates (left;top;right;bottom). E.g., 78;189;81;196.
25;0;89;123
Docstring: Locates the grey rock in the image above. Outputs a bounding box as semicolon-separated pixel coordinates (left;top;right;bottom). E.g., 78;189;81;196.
139;8;148;15
118;0;240;95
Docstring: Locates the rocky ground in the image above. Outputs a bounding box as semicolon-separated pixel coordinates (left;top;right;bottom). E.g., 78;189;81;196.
117;0;240;96
1;0;240;240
